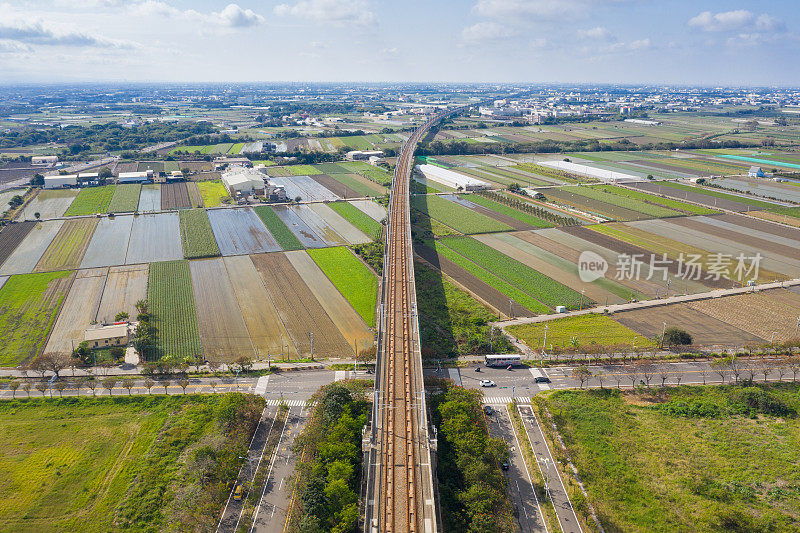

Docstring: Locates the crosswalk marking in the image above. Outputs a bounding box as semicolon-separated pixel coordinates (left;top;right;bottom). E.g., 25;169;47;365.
482;396;531;405
264;399;310;407
254;375;270;396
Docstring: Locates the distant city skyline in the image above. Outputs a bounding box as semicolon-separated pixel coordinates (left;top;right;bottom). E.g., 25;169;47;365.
0;1;798;85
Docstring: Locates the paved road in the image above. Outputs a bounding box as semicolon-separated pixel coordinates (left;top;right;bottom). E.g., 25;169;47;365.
218;406;279;533
251;405;308;532
517;404;581;533
486;404;547;533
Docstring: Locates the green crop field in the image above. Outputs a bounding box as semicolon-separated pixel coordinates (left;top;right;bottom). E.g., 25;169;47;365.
507;314;655;351
328;201;382;240
431;240;550;315
107;184;142;213
196;180;228;207
412;195;511;234
308;246;377;326
179;209;220;259
440;236;587;310
592;185;718;215
147;260;202;359
64;185;115;216
0;394;263;532
465;194;553;228
326;173;386;196
228;142;244;154
568;185;685;218
253;206;303;251
288;164;322;175
0;271;72;366
536;385;800;532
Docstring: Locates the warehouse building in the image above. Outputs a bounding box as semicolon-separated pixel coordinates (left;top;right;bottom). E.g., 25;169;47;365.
43;174;78;189
222;167;266;196
32;155;59;167
415;164;489;191
118;171;152;183
346;150;384;161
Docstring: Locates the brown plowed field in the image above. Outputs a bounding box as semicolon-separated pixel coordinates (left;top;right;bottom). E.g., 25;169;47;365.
250;252;352;357
712;213;800;241
44;268;106;355
560;225;729;290
95;264;148;324
749;210;800;228
311;174;359;199
186;182;204;208
613;304;765;347
415;243;534;317
189;258;254;362
687;288;800;344
161;181;191;210
0;221;35;266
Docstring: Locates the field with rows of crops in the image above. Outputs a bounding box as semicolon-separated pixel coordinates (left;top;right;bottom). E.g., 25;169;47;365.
147;260;202;360
64;186;115;216
178;209;220;259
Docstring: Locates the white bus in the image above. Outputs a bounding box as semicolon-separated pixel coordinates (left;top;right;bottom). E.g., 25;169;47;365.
484;354;522;368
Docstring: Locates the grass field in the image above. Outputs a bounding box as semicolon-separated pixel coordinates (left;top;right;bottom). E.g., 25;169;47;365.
35;218;98;272
593;185;719;215
107;184;142;213
569;185;686;218
507;313;655;351
465;194;553;228
178;209;220;259
196;180;228;207
253;206;303;251
0;394;263;532
63;186;115;216
327;201;383;240
308;246;377;326
147;260;202;359
288;164;322;175
412;195;511;234
440;236;587;310
536;385;800;532
0;271;72;366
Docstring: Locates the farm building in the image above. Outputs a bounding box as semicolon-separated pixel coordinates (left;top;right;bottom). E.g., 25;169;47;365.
78;172;99;181
84;323;130;348
43;175;77;189
749;166;765;177
415;164;489;191
538;160;640;183
118;171;152;183
32;155;58;166
346;150;384;161
222;167;266;196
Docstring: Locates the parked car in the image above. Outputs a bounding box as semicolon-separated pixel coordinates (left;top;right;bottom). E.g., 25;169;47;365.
233;484;243;501
479;379;496;387
483;405;494;415
534;376;551;384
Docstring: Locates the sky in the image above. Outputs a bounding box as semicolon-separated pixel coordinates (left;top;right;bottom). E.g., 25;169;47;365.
0;0;798;85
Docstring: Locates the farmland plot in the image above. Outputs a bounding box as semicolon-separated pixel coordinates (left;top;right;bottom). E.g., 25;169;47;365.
64;185;115;216
0;271;73;366
80;215;134;268
291;205;348;246
0;220;64;275
126;212;182;264
107;184;142;213
308;203;371;244
179;209;220;259
189;258;254;362
305;246;377;327
161;182;192;210
34;217;98;272
44;268;107;355
207;208;281;256
20;189;78;220
411;194;511;234
252;205;303;251
328;201;383;240
251;253;352;357
223;255;295;357
310;174;360;199
0;221;35;266
327;173;386;197
186;182;203;208
95;264;148;324
349;199;386;222
137;183;161;212
272;205;327;248
269;176;339;202
197;180;228;207
287;250;373;353
148;260;202;360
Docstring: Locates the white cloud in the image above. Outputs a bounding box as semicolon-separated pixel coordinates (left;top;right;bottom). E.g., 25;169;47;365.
688;10;784;33
578;26;613;40
379;47;398;57
473;0;587;20
212;4;264;27
274;0;376;26
129;2;264;27
0;17;136;48
462;22;517;43
0;38;29;53
605;38;652;52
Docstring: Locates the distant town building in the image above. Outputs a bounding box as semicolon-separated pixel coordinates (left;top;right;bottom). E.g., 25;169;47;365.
624;118;661;126
32;155;59;167
748;166;765;178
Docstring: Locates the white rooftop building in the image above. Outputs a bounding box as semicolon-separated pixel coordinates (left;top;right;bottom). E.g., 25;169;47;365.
415;164;489;191
43;174;77;189
221;167;266;196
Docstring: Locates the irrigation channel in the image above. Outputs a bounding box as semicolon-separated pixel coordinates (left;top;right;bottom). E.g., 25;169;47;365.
364;107;467;533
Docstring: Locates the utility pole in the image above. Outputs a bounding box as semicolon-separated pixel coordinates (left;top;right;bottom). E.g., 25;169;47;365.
353;337;357;373
509;299;513;319
795;317;800;338
660;322;667;349
309;332;314;361
579;289;585;311
280;333;284;361
542;324;549;358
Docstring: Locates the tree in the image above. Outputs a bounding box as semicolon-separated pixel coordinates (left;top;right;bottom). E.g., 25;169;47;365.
102;378;117;396
595;370;606;389
178;379;190;394
115;311;129;322
122;378;136;396
74;377;86;396
641;365;654;387
162;380;171;394
86;379;98;396
35;381;48;398
759;359;771;382
8;381;19;398
72;341;93;366
54;380;67;397
234;356;253;374
31;173;45;186
99;167;113;179
663;327;692;347
209;381;218;393
572;366;591;389
110;347;125;361
22;382;32;397
144;379;154;394
34;212;40;220
788;358;800;382
712;358;729;384
658;365;670;387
